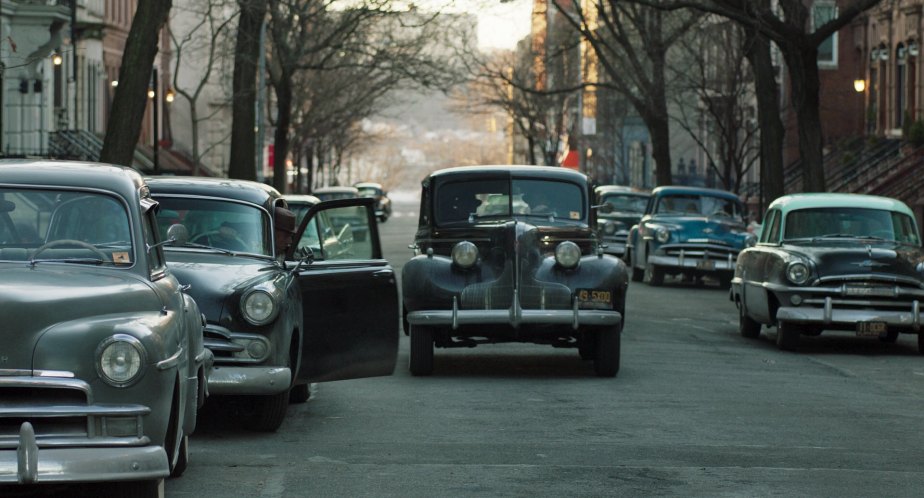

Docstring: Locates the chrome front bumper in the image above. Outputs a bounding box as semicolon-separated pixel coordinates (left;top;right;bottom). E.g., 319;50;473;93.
207;366;291;395
0;422;167;485
777;298;922;331
407;292;622;330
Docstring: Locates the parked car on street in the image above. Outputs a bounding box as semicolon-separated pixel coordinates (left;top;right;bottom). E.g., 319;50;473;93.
626;186;754;287
282;194;322;224
148;177;399;432
731;193;924;352
354;182;393;222
0;160;210;496
402;166;627;377
594;185;650;261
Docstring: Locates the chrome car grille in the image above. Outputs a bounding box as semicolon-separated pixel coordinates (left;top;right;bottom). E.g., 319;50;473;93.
797;277;924;310
204;325;271;364
0;378;150;448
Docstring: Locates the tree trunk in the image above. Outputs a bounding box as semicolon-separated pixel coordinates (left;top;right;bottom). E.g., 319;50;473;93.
190;104;200;176
100;0;172;168
783;42;826;192
526;136;537;165
744;28;785;211
227;0;266;181
272;76;292;193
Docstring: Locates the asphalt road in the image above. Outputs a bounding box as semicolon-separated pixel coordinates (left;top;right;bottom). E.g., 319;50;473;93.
163;196;924;497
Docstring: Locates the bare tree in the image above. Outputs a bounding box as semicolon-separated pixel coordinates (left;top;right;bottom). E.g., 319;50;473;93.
633;0;882;192
670;18;758;193
169;0;237;176
550;0;703;187
227;0;267;181
100;0;173;167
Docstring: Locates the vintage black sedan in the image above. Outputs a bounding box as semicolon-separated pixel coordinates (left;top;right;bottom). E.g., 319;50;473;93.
354;181;393;222
731;193;924;352
148;177;399;431
594;185;650;261
0;160;210;496
402;166;627;377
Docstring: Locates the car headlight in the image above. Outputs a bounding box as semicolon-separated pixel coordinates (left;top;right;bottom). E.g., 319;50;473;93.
451;241;479;268
96;335;146;387
555;241;581;269
241;289;278;325
655;227;670;243
602;222;617;235
786;261;811;285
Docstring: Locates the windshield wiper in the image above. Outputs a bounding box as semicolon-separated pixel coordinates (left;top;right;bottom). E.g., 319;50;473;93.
29;258;107;267
172;242;236;255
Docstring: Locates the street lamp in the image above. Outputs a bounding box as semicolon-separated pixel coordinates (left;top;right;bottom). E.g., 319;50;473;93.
52;52;63;66
853;79;866;93
165;88;175;103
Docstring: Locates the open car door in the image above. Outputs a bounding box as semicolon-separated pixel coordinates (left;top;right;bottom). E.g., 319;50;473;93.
288;197;399;382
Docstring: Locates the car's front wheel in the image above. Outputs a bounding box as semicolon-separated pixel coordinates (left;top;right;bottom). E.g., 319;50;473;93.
246;390;289;432
409;325;434;376
593;325;621;377
644;262;664;286
627;249;643;282
738;301;761;339
776;321;800;351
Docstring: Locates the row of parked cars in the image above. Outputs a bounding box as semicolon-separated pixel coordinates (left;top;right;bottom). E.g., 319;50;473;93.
4;160;923;493
593;178;924;354
0;160;399;495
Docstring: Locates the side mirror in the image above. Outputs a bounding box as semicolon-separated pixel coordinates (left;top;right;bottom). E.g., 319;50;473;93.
166;223;189;246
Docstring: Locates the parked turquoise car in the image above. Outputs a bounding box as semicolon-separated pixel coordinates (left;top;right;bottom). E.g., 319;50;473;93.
731;193;924;352
0;160;210;496
626;186;754;287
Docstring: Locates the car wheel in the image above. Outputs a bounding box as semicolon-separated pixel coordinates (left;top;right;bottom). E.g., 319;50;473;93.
627;249;643;282
593;325;621;377
409;325;434;376
245;390;290;432
879;330;899;343
289;382;310;404
776;321;800;351
577;333;596;360
738;301;761;339
110;479;164;498
644;263;664;286
717;273;733;289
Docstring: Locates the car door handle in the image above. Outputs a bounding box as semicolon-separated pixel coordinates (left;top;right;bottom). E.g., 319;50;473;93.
373;269;394;279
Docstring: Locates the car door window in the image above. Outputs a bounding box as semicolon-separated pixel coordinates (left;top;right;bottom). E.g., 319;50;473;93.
763;210;781;243
297;205;374;261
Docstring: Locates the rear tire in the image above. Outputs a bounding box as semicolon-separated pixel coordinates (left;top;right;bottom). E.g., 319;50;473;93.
738;301;761;339
879;330;899;344
593;325;621;377
110;479;164;498
628;249;643;282
776;321;800;351
289;383;310;404
409;325;434;376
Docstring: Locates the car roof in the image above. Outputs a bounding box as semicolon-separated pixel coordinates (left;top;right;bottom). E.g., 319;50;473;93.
427;165;588;183
0;159;144;198
353;182;383;189
768;193;915;216
651;185;740;200
145;176;281;206
313;186;359;194
282;194;321;206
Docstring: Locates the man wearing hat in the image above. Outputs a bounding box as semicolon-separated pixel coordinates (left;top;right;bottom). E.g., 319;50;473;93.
274;206;298;260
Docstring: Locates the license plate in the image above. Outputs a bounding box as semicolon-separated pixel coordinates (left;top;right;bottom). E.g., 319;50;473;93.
845;285;894;297
577;289;613;309
695;260;715;271
856;321;887;337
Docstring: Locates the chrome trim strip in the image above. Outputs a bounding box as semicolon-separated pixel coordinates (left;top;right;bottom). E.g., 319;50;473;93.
0;369;31;376
816;274;924;288
0;404;150;418
0;445;168;484
156;347;184;371
0;436;150;450
777;306;924;329
408;309;622;328
35;370;75;378
207;366;291;395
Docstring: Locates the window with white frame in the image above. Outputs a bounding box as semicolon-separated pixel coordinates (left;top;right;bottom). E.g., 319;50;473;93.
814;1;838;67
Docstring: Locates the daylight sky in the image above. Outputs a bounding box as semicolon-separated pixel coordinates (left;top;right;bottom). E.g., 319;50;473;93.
473;0;532;50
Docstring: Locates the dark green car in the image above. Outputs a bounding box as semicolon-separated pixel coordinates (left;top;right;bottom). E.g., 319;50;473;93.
0;160;210;497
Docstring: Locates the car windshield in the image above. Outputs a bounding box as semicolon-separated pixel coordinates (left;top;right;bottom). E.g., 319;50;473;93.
288;203;313;224
436;178;585;225
601;193;648;213
0;188;133;265
154;197;273;255
784;207;921;245
655;194;743;220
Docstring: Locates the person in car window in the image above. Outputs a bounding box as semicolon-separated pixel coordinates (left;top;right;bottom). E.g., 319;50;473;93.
274;207;298;259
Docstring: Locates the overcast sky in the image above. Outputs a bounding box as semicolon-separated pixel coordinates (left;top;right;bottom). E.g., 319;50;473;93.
473;0;532;50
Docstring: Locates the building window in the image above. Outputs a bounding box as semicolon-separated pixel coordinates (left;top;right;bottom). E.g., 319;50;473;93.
813;1;838;67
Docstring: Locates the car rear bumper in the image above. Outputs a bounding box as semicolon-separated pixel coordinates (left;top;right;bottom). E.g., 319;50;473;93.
207;366;291;395
407;293;622;330
0;422;167;484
